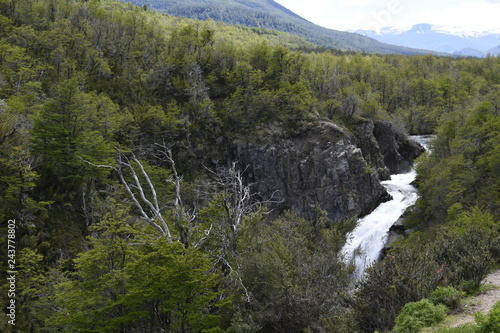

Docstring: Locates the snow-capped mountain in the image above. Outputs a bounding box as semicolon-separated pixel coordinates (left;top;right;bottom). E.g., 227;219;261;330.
355;23;500;57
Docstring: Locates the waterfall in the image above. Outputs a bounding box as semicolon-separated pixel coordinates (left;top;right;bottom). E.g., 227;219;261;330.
342;136;432;278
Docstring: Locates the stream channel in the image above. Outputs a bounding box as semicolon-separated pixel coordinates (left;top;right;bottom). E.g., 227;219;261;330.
342;136;432;278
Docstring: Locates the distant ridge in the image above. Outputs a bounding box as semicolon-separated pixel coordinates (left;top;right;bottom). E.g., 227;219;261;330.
123;0;441;55
357;23;500;57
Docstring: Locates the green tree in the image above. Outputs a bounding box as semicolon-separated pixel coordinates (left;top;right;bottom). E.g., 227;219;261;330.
48;206;141;332
126;240;227;332
232;211;352;332
49;203;227;332
275;80;315;132
31;76;117;196
13;248;62;333
415;95;500;223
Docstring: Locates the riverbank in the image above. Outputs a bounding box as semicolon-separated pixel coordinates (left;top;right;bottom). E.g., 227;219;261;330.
342;135;430;278
424;270;500;331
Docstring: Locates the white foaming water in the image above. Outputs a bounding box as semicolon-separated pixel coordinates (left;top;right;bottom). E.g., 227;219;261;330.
342;136;432;278
343;171;419;277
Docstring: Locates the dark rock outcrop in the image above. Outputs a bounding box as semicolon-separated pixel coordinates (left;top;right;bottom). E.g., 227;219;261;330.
352;121;391;180
380;209;415;259
230;119;423;223
373;120;425;174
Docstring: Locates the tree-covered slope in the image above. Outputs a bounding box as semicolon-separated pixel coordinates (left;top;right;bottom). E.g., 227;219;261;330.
0;0;499;332
124;0;441;55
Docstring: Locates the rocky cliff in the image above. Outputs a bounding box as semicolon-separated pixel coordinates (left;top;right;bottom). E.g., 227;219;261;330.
373;120;425;174
230;119;423;223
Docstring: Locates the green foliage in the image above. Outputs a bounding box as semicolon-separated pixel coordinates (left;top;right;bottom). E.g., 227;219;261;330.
461;280;482;296
353;245;444;333
393;299;448;333
353;207;499;332
48;206;227;332
415;93;500;224
126;240;227;332
1;248;57;333
430;225;497;293
1;0;500;332
475;301;500;333
0;114;45;222
31;77;118;181
429;287;464;310
232;211;352;332
48;207;142;332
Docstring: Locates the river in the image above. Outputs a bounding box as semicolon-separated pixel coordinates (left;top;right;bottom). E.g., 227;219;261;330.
342;136;432;278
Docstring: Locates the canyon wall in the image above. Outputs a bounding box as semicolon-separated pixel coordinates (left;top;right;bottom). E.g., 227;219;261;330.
230;120;424;223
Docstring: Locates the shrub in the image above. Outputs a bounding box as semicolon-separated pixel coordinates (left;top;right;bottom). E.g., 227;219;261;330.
352;246;444;333
461;280;482;296
431;227;494;293
233;211;353;332
435;324;477;333
429;286;465;310
393;299;448;333
476;301;500;333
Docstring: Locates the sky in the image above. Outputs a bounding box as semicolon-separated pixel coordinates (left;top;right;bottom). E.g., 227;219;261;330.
273;0;500;32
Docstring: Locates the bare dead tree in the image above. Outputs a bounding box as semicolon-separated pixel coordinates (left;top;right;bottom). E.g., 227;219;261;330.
154;141;196;246
81;143;200;246
81;145;280;252
115;152;173;242
220;163;251;235
80;150;173;242
205;161;283;252
198;162;284;305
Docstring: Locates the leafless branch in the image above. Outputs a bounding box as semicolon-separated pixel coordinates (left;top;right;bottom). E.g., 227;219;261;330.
218;256;251;304
155;141;197;246
80;154;173;242
78;157;116;170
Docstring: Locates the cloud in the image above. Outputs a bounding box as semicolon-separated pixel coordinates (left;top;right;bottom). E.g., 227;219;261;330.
275;0;500;31
403;1;500;29
336;0;374;9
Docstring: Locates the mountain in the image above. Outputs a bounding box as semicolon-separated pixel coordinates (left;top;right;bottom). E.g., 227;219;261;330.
123;0;439;55
454;47;487;58
356;23;500;57
487;44;500;56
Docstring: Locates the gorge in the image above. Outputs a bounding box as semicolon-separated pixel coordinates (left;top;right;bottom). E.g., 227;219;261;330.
343;135;431;277
231;119;425;226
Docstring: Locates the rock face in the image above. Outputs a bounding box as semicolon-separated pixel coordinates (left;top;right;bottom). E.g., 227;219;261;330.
230;119;423;223
373;120;425;174
352;121;391;180
380;208;415;259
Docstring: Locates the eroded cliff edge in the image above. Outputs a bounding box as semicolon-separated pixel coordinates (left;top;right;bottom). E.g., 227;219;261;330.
229;119;424;223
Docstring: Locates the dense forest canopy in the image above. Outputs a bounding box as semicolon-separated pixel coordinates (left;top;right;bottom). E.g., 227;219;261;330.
123;0;443;55
0;0;499;332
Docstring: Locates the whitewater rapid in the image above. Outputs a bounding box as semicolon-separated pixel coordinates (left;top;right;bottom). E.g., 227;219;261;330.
343;171;419;277
342;136;431;278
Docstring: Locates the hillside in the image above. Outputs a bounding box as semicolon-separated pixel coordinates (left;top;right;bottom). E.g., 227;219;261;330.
357;23;500;56
123;0;440;55
0;0;499;332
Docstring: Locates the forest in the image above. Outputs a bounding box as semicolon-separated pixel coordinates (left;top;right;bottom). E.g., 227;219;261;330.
0;0;499;332
124;0;435;54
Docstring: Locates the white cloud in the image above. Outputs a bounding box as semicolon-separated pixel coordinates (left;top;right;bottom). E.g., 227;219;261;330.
274;0;500;31
403;1;500;29
336;0;374;9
